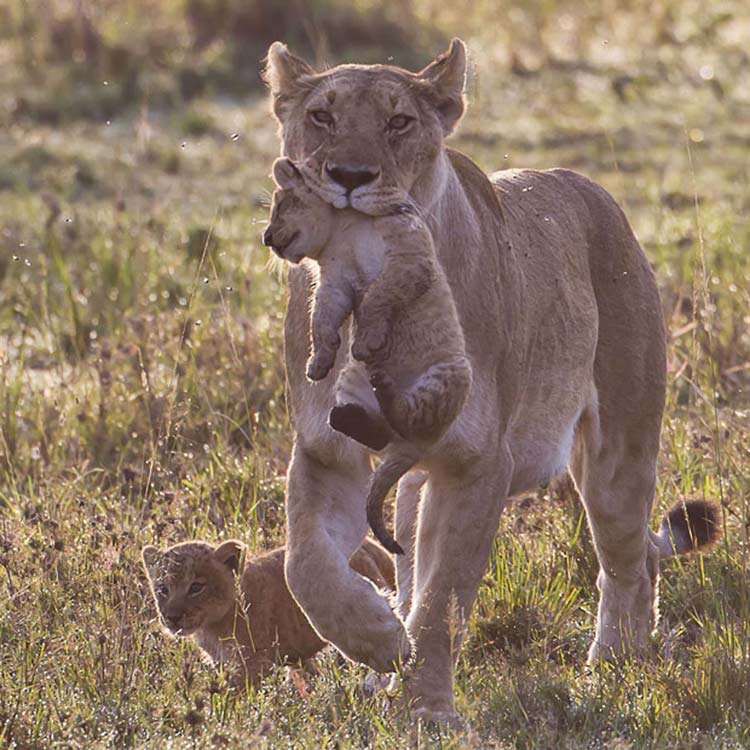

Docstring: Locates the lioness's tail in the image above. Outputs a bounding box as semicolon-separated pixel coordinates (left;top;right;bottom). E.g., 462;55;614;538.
367;451;419;555
651;499;722;558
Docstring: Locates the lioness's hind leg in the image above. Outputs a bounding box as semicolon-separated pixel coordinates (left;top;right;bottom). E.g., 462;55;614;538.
572;406;662;663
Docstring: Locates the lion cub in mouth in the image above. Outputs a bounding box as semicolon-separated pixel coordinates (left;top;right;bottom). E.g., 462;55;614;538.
265;158;472;554
142;538;394;688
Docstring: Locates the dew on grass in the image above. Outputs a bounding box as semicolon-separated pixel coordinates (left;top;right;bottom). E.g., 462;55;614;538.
230;133;240;141
12;255;19;261
203;277;209;284
225;286;233;292
24;258;31;266
179;297;188;306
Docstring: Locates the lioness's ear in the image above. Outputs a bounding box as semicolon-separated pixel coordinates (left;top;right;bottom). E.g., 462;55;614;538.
263;42;314;123
214;540;244;574
142;545;161;577
272;157;302;189
417;38;467;135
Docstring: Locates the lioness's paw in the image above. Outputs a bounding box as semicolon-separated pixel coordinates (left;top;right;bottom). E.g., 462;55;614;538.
362;618;412;674
412;707;467;732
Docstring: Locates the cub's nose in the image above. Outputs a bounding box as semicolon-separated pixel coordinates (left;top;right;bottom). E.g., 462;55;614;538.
325;163;380;192
262;226;274;247
165;615;181;630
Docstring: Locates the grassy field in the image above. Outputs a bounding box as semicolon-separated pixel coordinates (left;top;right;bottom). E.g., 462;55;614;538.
1;2;750;748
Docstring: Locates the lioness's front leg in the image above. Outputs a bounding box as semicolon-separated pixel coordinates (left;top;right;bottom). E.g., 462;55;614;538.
394;471;427;620
285;443;411;673
404;448;512;722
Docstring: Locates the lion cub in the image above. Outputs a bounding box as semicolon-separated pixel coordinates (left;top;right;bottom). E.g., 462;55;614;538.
266;158;472;553
142;537;394;688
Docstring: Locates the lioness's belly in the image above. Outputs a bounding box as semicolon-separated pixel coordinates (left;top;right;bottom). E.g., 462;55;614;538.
490;168;599;495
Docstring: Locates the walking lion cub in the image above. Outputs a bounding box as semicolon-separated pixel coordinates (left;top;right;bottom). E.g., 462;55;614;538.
142;538;394;688
265;157;472;553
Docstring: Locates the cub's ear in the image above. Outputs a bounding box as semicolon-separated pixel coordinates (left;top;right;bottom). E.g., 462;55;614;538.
141;545;161;577
272;157;302;189
263;42;314;123
213;540;245;574
417;38;467;135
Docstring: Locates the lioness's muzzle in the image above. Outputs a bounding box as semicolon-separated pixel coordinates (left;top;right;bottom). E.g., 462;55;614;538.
325;162;380;192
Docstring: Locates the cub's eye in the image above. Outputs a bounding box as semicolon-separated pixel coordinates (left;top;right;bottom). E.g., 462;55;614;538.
388;114;413;132
188;582;205;596
156;584;169;598
309;110;333;126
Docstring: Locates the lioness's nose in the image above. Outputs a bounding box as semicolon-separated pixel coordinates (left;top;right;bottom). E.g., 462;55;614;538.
325;163;379;192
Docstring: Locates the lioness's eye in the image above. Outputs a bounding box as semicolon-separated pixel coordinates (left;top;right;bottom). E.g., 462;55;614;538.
156;584;169;598
309;110;333;126
188;582;205;596
388;114;413;131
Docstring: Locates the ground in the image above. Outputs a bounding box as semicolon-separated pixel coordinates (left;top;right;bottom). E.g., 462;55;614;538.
1;3;750;748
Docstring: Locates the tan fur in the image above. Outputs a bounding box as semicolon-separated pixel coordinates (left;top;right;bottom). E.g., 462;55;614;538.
266;157;471;552
264;39;719;722
142;538;394;688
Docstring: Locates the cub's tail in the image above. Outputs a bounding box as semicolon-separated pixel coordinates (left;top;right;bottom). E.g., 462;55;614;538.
651;499;722;558
367;451;419;555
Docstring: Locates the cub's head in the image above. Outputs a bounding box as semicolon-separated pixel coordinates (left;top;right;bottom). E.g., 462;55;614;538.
264;38;467;215
142;540;244;636
263;157;333;263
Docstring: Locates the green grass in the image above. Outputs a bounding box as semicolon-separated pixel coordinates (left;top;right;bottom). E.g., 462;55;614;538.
2;3;750;748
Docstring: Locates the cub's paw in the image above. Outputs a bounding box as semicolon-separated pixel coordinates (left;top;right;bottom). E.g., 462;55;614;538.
352;322;389;362
329;404;391;451
306;350;336;381
369;371;396;400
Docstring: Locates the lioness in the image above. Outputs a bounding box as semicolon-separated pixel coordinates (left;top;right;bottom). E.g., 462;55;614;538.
265;156;472;553
142;538;394;688
263;38;721;723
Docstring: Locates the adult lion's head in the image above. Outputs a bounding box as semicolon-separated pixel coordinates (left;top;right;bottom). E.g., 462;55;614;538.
263;38;467;215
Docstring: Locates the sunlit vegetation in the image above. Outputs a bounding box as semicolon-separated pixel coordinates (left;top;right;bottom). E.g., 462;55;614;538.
1;2;750;748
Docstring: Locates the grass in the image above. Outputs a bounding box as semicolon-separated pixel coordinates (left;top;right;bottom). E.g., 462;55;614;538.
2;3;750;748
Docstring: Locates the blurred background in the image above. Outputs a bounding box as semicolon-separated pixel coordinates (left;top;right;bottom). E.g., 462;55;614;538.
2;3;750;747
